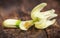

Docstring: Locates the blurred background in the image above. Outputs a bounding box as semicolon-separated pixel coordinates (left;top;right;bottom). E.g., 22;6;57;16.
0;0;60;38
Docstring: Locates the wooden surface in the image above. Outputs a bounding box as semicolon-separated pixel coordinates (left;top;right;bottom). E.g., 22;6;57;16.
0;0;60;38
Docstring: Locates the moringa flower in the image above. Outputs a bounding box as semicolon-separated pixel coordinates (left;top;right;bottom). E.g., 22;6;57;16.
31;3;58;29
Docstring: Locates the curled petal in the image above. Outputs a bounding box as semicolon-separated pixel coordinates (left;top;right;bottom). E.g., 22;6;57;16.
31;3;47;21
19;20;34;30
35;19;56;29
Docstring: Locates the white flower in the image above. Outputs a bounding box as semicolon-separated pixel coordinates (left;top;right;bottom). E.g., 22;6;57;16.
31;3;58;29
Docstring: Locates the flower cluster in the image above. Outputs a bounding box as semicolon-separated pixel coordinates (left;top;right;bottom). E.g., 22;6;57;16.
3;3;58;30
